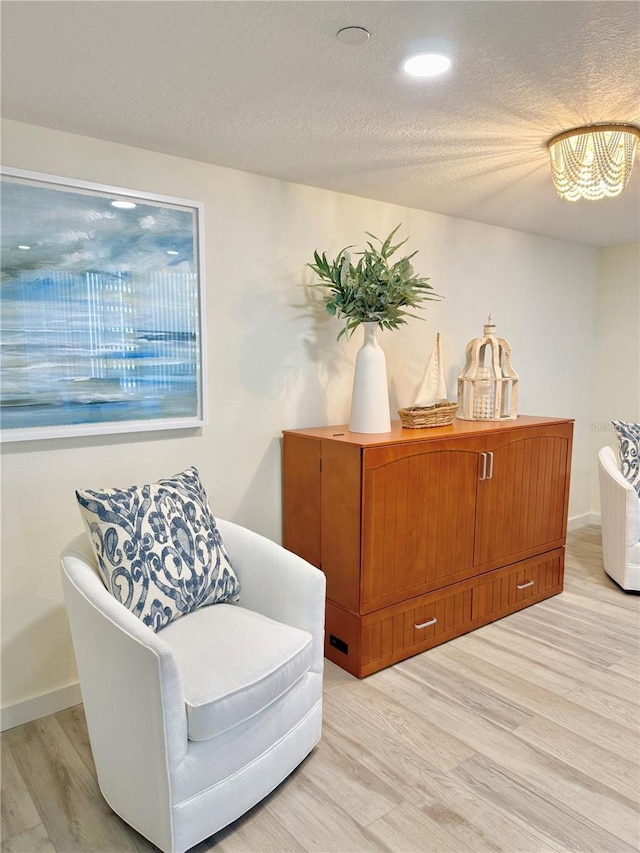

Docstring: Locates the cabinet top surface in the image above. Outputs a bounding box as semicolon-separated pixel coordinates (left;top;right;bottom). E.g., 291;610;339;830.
283;415;574;446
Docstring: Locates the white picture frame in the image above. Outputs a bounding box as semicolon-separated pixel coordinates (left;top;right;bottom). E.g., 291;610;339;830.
1;167;207;442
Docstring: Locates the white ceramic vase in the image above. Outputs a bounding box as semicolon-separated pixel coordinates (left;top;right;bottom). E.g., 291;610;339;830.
349;322;391;433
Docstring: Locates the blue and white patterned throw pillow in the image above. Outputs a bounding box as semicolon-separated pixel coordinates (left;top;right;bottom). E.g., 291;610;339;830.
612;420;640;498
76;467;240;631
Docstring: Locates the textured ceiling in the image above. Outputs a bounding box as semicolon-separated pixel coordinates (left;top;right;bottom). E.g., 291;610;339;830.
2;1;639;247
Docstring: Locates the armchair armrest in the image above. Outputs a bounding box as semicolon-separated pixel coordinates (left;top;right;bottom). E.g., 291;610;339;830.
60;536;188;844
216;519;326;673
599;446;640;547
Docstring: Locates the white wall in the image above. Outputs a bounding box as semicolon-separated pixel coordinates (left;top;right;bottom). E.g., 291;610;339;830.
1;119;598;724
590;244;640;514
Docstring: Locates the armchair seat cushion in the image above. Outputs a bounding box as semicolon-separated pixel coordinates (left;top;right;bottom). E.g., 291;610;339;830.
160;603;313;741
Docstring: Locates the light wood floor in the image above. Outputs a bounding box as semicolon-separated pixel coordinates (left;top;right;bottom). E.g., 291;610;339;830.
2;526;639;853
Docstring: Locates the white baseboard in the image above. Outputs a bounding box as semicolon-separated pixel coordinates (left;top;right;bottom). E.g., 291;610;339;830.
1;682;82;732
568;512;601;530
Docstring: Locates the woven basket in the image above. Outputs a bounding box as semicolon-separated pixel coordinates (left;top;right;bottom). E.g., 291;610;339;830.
398;401;459;429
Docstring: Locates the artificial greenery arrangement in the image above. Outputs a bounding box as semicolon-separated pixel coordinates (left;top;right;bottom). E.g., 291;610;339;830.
309;224;439;339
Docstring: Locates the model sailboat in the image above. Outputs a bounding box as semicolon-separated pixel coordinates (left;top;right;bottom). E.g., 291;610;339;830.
398;333;459;427
414;332;448;408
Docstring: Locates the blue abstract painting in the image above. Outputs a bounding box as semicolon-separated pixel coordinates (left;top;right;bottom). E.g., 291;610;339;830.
1;169;205;441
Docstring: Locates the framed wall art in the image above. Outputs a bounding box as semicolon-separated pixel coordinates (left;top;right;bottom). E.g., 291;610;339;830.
0;167;207;442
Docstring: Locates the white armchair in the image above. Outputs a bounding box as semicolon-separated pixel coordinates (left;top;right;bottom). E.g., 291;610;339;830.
61;519;325;853
598;446;640;591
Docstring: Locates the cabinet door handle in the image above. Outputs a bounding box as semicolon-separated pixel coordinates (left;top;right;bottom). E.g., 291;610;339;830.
415;617;437;629
487;451;494;480
479;452;487;480
517;580;535;590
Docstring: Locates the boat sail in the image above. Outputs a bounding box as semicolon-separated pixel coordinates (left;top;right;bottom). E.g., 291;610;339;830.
413;332;448;408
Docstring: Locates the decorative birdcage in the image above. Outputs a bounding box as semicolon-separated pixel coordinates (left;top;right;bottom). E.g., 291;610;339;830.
457;315;519;421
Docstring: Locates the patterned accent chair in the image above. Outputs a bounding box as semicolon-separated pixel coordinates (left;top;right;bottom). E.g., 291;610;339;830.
61;519;325;852
598;446;640;590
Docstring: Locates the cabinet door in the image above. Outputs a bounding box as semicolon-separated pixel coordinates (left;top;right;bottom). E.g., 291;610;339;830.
361;438;484;612
474;424;572;567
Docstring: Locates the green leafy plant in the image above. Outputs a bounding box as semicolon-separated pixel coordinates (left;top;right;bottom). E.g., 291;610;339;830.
309;224;439;339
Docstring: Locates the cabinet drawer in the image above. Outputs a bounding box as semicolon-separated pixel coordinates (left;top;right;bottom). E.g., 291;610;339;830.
472;548;564;623
325;548;564;677
360;583;474;676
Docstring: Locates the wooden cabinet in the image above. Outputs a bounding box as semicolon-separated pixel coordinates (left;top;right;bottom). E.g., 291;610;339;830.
283;416;573;677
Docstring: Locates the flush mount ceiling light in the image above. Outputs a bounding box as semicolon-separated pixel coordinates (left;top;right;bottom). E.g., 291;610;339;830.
403;52;452;77
547;124;640;201
111;199;137;209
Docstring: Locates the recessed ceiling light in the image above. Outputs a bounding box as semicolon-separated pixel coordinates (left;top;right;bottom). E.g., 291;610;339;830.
18;244;31;250
336;26;370;45
403;52;453;77
111;200;137;209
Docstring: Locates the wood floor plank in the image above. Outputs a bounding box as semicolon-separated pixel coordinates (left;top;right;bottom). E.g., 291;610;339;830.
409;774;573;853
514;715;640;803
610;654;640;681
323;674;476;774
542;588;640;630
0;743;42;842
562;564;630;594
2;716;139;852
517;599;639;655
564;681;640;729
398;644;638;762
387;650;534;732
563;561;640;610
322;714;570;853
452;628;581;696
195;796;304;853
264;772;389;852
417;639;640;755
296;726;401;826
494;608;625;667
366;801;476;853
452;752;639;853
465;621;640;703
372;666;640;846
55;704;96;777
0;823;56;853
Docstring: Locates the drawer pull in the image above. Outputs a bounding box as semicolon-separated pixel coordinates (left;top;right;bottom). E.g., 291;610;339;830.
415;617;437;629
517;580;535;590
